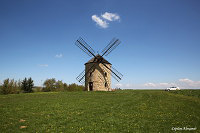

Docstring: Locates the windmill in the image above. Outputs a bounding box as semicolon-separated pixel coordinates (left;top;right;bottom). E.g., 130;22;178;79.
75;37;123;91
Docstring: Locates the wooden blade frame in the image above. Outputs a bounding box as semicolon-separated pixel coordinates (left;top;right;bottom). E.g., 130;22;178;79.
75;37;123;84
76;57;104;84
76;63;96;84
75;37;96;57
102;63;123;82
101;38;121;56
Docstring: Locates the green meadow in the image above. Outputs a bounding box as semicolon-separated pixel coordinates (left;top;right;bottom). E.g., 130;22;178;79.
0;90;200;132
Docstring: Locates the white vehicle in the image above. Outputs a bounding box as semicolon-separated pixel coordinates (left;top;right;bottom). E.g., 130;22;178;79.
165;87;180;91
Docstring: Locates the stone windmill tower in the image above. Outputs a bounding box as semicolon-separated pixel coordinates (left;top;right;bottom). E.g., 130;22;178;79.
75;37;123;91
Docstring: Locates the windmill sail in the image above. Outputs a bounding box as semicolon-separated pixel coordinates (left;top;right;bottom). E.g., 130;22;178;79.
76;63;96;84
101;38;121;56
75;37;96;57
75;37;123;88
76;69;85;84
102;63;123;82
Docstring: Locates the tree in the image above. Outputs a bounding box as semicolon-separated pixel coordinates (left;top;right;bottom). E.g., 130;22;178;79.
63;83;68;91
18;79;21;90
1;78;10;94
27;78;34;92
42;79;84;92
21;78;28;92
55;80;64;91
21;77;34;93
9;79;15;94
43;78;56;92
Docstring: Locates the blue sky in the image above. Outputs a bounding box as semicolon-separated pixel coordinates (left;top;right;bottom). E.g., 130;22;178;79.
0;0;200;89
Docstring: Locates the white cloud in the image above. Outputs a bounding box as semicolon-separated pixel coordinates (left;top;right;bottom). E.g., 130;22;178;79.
144;82;176;89
55;54;63;58
144;83;156;87
159;83;170;86
115;83;122;88
179;78;200;88
143;78;200;89
179;78;193;83
113;83;135;89
38;64;48;67
112;78;200;89
91;12;120;28
101;12;120;21
91;15;108;28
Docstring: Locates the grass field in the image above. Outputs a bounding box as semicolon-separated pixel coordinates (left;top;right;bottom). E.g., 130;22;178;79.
0;90;200;132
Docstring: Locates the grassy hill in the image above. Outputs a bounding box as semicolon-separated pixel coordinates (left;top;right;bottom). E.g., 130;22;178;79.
0;90;199;132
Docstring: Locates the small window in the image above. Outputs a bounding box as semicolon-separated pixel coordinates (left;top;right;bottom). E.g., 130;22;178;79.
104;72;107;77
90;72;92;77
105;82;107;87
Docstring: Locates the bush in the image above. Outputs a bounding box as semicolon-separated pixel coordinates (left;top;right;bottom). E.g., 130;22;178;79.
43;78;56;92
1;78;84;94
42;79;84;92
68;83;84;91
63;83;68;91
55;80;64;91
33;86;42;92
0;78;21;94
1;79;10;94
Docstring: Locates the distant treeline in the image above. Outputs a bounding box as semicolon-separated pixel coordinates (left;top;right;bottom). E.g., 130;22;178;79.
0;78;84;95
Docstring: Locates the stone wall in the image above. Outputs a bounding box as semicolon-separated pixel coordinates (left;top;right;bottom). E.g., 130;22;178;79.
85;63;111;91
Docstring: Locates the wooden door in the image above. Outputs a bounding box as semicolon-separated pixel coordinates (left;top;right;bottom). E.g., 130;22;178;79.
89;82;93;91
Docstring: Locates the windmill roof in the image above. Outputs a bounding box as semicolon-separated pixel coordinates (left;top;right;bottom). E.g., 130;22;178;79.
85;54;111;65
